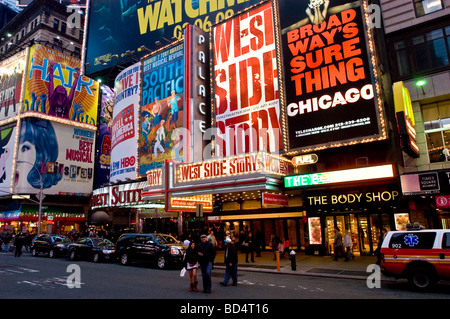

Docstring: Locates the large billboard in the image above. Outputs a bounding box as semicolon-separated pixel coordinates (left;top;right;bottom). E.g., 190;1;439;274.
0;124;17;195
84;0;262;75
24;44;99;128
212;2;282;157
0;50;26;122
138;43;184;176
13;118;95;196
278;0;386;152
94;85;114;188
110;63;140;182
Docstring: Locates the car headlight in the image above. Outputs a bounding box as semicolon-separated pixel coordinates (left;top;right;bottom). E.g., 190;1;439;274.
102;249;114;254
170;247;182;255
56;243;65;248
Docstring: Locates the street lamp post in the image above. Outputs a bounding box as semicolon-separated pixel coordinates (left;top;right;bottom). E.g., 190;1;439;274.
16;160;44;236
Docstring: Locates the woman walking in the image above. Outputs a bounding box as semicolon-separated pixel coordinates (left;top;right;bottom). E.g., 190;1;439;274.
184;242;200;292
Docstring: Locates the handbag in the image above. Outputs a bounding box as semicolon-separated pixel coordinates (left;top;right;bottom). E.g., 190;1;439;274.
180;267;186;277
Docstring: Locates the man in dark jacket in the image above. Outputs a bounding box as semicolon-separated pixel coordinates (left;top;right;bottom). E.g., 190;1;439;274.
197;234;216;293
220;238;238;287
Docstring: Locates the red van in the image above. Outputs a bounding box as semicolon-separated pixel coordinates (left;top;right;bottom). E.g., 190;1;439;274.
380;229;450;290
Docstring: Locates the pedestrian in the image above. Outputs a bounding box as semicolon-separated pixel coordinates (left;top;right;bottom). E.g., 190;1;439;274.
333;227;345;261
207;230;218;247
2;232;11;253
184;241;199;292
271;233;279;260
343;232;354;261
255;230;263;257
14;233;24;257
376;228;387;265
244;231;255;263
283;238;290;258
277;239;284;258
220;238;238;287
197;234;216;293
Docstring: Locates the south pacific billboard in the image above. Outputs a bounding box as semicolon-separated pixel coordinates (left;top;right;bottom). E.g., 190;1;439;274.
278;0;386;152
138;43;184;176
110;62;140;183
84;0;262;75
13;118;95;196
23;44;99;128
212;1;282;157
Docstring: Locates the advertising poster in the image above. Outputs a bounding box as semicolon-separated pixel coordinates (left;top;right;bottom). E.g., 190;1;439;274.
13;118;95;196
213;2;282;157
139;43;184;176
85;0;262;75
278;0;385;152
23;44;99;127
110;63;140;182
0;125;17;195
94;85;114;188
0;51;26;122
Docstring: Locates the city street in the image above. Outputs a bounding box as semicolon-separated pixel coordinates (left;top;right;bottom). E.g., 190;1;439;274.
1;252;450;302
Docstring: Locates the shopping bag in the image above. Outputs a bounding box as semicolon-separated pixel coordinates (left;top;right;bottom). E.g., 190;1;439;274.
180;267;186;277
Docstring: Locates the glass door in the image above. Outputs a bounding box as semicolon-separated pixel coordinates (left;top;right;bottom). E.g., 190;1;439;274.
357;216;370;255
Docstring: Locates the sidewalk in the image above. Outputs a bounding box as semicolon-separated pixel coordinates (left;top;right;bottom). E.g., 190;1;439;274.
213;250;394;281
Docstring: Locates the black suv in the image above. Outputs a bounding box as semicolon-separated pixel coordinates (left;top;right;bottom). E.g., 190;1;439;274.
115;233;186;269
31;234;72;258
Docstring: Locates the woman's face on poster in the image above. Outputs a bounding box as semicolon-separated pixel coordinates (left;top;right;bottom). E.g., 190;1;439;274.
15;140;37;187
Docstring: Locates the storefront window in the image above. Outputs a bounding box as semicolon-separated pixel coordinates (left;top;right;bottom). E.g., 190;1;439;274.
423;101;450;162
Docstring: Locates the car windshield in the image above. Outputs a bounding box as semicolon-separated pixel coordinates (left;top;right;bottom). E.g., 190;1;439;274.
91;238;114;247
155;234;181;245
54;237;71;243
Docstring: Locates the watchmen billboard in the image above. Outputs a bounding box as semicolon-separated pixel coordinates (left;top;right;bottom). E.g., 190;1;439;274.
85;0;261;75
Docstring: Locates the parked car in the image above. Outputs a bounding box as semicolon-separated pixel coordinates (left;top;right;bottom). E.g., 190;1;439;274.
115;233;186;269
380;228;450;290
68;237;116;263
31;234;72;258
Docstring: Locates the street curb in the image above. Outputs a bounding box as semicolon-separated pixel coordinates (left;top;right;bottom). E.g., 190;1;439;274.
213;265;397;282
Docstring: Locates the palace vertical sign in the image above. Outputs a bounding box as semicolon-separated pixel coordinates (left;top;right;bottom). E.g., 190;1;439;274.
213;2;282;157
279;0;386;152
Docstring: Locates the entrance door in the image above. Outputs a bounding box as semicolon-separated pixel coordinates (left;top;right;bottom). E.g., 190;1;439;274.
357;215;371;255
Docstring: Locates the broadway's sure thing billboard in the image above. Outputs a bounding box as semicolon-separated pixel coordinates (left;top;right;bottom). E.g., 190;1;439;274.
279;0;386;152
24;44;99;128
213;2;282;157
85;0;262;75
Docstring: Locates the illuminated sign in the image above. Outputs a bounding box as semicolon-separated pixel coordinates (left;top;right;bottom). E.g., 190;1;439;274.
212;2;282;157
284;164;394;188
170;194;212;211
176;152;293;183
393;81;419;158
292;153;318;166
279;0;386;153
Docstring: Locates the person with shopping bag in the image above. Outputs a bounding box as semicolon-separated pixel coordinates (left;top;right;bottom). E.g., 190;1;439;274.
183;241;200;292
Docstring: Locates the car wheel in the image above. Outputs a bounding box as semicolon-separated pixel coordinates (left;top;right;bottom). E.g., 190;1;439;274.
69;250;77;261
157;256;166;269
31;248;38;257
49;250;55;258
120;253;129;265
93;253;100;263
408;267;436;290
